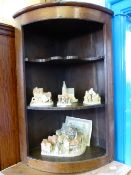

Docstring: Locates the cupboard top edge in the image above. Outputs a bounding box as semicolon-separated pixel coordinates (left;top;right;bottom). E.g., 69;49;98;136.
0;23;14;30
13;2;113;18
0;23;15;36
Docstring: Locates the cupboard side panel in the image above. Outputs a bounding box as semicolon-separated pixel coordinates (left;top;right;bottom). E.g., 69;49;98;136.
103;17;114;160
15;24;28;162
0;34;20;169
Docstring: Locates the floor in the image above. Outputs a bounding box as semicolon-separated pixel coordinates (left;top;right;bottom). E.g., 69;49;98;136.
1;161;131;175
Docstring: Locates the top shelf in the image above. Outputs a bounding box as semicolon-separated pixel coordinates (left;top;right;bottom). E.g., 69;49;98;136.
25;56;104;63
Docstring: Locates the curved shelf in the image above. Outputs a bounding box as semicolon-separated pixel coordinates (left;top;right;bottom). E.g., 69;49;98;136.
27;146;107;173
27;103;104;111
25;56;104;63
13;2;113;18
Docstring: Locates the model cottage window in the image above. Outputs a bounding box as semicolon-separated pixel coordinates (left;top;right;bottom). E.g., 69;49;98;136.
14;2;114;173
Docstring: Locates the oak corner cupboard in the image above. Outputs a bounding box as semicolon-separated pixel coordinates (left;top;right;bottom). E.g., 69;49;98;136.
13;2;114;173
0;23;20;170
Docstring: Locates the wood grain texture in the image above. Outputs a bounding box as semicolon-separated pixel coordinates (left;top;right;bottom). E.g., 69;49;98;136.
27;156;110;173
14;26;27;162
103;17;114;161
0;23;14;36
0;23;20;170
13;2;113;18
2;161;131;175
13;5;111;26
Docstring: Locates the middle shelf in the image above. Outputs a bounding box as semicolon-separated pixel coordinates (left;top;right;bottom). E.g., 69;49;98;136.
27;103;105;111
25;56;104;64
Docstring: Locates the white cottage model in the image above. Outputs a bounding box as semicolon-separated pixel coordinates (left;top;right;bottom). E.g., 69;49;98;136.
83;88;101;105
30;87;53;107
57;81;78;107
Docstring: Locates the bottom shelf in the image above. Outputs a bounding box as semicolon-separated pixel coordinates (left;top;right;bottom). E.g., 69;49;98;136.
29;146;106;162
2;161;131;175
27;146;110;173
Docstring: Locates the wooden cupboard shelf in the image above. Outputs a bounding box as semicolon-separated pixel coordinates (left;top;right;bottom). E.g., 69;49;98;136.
29;146;106;162
25;56;104;63
14;2;114;174
27;104;105;111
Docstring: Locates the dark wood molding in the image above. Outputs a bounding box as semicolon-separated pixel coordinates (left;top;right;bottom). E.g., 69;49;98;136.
27;155;110;173
13;2;113;18
0;23;14;36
